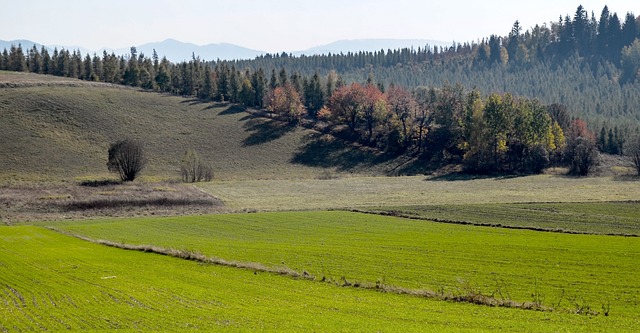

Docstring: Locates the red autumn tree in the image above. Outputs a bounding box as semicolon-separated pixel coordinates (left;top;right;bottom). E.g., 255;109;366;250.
264;84;305;124
328;83;367;132
567;118;595;142
361;84;389;144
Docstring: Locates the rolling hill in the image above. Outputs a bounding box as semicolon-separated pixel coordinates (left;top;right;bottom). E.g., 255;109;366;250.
0;71;406;182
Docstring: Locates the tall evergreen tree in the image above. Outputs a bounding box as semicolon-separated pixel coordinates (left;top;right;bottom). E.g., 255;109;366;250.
123;47;140;86
269;68;278;89
83;53;93;80
596;6;610;57
251;68;266;108
199;66;214;100
229;67;240;103
9;44;26;72
216;63;230;101
41;46;51;74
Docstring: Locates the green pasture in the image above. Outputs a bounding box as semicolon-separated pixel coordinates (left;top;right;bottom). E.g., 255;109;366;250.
2;226;629;332
366;201;640;235
46;211;640;323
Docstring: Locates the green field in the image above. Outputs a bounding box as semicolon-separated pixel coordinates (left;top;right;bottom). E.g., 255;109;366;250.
365;201;640;235
42;211;640;324
4;225;630;332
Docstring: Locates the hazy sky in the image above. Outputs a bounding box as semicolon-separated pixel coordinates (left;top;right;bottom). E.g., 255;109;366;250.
3;0;640;52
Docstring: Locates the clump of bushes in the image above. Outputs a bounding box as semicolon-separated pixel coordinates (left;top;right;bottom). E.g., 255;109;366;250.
180;150;213;182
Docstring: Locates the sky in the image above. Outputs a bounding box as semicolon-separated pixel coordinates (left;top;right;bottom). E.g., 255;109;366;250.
3;0;640;53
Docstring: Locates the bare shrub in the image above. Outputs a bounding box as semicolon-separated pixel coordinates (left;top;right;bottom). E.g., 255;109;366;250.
107;139;147;181
180;150;213;182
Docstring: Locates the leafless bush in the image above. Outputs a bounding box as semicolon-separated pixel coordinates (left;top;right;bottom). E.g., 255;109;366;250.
107;139;147;181
180;150;213;182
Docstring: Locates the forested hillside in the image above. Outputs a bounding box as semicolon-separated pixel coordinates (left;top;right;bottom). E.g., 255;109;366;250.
225;5;640;126
2;5;639;175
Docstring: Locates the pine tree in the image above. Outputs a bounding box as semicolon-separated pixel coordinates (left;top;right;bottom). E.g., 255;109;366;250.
229;67;240;103
9;44;26;72
216;63;230;101
607;128;617;154
123;47;140;86
596;5;610;57
54;48;70;77
0;49;7;70
155;58;172;92
41;46;50;74
28;45;42;73
598;126;607;151
199;66;214;100
251;68;266;108
269;68;278;89
304;71;324;116
278;67;288;86
83;53;93;80
92;54;103;81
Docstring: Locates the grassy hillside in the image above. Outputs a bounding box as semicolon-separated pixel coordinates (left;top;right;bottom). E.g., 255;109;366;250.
42;211;640;323
3;225;624;332
0;71;402;182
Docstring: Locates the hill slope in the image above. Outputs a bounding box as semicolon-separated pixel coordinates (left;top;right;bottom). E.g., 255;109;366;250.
0;71;401;181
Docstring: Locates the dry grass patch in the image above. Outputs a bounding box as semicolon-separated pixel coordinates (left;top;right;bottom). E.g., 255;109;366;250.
0;181;226;224
198;174;640;212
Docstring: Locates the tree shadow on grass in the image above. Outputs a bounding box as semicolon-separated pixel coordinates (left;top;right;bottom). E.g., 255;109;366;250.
613;175;640;181
178;99;231;112
242;116;296;146
427;172;527;182
219;104;247;115
180;98;204;106
291;132;398;172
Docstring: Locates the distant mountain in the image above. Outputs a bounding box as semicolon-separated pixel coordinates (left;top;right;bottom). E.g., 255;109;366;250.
1;39;44;52
1;39;92;55
1;38;265;62
102;39;266;62
2;38;453;62
294;39;451;56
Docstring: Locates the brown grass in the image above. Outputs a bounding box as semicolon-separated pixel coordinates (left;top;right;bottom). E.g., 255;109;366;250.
0;181;226;224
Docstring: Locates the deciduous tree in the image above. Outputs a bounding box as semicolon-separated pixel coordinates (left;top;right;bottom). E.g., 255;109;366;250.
107;139;147;182
264;84;305;124
626;133;640;175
